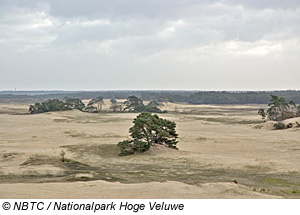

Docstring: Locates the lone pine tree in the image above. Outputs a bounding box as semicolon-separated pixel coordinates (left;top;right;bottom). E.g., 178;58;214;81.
117;113;178;156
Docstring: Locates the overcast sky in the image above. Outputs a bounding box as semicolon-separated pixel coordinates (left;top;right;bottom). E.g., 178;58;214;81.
0;0;299;91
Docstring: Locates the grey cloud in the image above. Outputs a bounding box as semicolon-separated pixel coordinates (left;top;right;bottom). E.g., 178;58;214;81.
0;0;300;90
226;0;300;9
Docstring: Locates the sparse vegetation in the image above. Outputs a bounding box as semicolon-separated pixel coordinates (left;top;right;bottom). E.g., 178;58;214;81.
196;137;208;141
60;150;65;162
3;99;300;198
1;152;20;161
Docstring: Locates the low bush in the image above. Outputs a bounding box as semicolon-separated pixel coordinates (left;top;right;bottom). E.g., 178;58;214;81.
273;122;286;130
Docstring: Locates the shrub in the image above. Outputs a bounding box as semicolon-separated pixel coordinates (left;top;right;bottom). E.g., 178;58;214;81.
273;122;286;130
117;140;135;156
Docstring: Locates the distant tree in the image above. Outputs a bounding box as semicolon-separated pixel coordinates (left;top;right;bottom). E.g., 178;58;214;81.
123;96;165;113
29;103;46;114
258;95;297;121
123;96;144;112
142;101;165;113
29;99;72;114
117;113;178;156
87;96;105;112
64;97;85;111
268;95;290;121
110;98;117;104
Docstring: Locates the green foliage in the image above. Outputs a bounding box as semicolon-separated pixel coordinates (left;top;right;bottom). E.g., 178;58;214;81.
123;96;144;112
29;99;73;114
134;104;163;113
258;108;266;120
118;113;178;156
117;139;151;156
29;98;86;114
289;100;296;108
186;91;300;105
117;140;135;156
258;95;297;121
187;91;267;104
123;96;165;113
267;95;289;121
64;97;85;111
4;90;300;105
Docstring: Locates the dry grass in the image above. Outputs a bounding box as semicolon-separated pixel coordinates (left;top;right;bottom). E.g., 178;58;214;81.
0;102;300;198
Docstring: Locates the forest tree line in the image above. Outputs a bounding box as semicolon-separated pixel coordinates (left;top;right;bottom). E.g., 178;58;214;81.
2;90;300;105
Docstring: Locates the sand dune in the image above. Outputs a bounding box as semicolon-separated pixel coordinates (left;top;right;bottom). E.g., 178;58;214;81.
0;102;299;198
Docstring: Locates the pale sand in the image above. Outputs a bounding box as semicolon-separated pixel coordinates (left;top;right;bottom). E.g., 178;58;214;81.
0;181;280;199
0;102;299;199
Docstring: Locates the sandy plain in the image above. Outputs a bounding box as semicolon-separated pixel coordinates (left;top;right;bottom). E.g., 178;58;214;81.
0;100;299;198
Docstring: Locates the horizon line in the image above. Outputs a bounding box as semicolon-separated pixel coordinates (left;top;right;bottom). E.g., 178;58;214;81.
1;89;300;92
